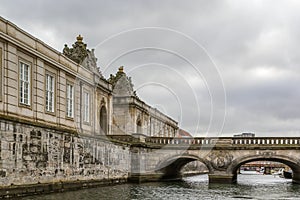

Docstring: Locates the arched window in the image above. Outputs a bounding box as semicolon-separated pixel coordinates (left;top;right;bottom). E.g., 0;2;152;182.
100;106;107;135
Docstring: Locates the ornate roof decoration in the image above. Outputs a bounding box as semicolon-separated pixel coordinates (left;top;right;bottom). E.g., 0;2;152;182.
63;35;102;76
108;66;137;97
82;49;102;76
63;35;87;64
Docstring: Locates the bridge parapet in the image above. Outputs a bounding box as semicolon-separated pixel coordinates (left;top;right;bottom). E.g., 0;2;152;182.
145;137;217;145
109;135;300;149
145;137;300;148
232;137;300;145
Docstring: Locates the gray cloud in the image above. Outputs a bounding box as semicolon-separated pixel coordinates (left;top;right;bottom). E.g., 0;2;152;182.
1;0;300;136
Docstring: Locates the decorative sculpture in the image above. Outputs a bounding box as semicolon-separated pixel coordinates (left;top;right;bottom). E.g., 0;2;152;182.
209;151;233;171
63;35;102;76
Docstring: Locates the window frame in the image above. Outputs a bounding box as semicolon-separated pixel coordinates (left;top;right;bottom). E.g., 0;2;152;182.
83;91;90;123
19;60;31;106
66;82;74;118
45;71;55;113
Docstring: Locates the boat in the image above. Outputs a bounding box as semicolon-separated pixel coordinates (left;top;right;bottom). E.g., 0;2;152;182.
273;168;284;176
240;170;259;175
277;167;293;179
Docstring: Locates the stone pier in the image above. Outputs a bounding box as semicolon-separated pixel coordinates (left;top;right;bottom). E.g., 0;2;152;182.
208;174;237;184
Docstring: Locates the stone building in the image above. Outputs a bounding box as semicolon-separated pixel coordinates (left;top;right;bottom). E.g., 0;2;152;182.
233;132;255;137
109;67;179;137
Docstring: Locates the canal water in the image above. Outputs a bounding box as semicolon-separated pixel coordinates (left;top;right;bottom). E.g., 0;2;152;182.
23;174;300;200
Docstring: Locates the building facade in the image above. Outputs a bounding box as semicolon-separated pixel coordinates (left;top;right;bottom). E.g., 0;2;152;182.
0;21;113;137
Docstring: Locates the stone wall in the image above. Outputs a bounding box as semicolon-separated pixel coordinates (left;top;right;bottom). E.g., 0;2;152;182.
0;119;130;187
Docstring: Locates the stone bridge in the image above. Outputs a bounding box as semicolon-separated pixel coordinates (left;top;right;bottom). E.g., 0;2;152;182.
109;135;300;184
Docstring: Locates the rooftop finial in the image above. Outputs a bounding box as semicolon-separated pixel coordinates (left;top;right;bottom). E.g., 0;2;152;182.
76;34;83;43
119;66;124;73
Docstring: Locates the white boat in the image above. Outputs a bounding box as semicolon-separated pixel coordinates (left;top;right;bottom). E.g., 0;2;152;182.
273;168;284;176
240;170;263;175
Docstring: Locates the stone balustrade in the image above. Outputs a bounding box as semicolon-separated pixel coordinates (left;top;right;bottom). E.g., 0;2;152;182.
145;137;217;145
110;135;300;146
231;137;300;145
139;137;300;146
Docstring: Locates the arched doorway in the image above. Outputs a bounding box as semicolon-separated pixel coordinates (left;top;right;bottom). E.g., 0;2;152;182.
100;106;107;134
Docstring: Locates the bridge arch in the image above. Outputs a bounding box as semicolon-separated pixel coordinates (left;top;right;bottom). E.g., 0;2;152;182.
155;154;211;180
228;154;300;183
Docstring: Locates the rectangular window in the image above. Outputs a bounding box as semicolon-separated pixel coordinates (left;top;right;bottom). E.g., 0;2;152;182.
45;74;55;112
66;83;74;118
19;62;30;105
83;92;90;122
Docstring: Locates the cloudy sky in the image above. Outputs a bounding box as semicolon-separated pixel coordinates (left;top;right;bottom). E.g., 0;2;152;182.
1;0;300;137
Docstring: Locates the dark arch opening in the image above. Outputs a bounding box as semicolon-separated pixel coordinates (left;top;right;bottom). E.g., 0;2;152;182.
181;160;209;176
156;155;210;181
100;106;107;135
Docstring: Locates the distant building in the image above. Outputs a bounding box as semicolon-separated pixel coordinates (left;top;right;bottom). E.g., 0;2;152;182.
177;129;193;138
234;132;255;137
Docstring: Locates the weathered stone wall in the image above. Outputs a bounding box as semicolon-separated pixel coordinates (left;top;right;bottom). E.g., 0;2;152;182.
0;120;130;187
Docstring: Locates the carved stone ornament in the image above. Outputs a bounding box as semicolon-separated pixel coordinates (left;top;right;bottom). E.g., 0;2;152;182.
81;49;102;76
100;98;106;106
209;151;233;171
108;66;137;97
63;35;102;76
63;35;88;64
260;151;275;158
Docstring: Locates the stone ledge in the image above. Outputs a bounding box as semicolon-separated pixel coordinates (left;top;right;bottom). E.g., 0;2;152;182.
0;178;127;199
208;174;237;184
128;173;163;183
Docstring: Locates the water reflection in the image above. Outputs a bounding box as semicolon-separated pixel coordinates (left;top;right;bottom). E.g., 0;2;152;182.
23;174;300;200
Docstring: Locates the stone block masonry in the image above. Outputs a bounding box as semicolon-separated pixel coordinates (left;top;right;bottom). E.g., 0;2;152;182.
0;119;130;198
